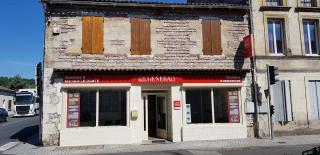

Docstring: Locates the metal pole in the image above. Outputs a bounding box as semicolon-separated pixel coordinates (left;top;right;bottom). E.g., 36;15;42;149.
266;64;274;139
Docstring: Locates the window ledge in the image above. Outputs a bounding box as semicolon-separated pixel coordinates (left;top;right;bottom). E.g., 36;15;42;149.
295;7;320;12
305;54;320;57
269;54;285;56
260;6;291;12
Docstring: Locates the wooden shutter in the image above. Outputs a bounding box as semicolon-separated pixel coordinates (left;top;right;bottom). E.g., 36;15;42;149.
82;16;104;54
202;19;222;55
140;18;151;55
211;20;222;55
82;16;92;54
202;20;212;55
91;17;104;54
131;18;140;55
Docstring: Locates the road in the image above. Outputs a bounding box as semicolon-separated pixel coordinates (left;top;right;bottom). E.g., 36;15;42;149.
0;116;39;146
102;145;320;155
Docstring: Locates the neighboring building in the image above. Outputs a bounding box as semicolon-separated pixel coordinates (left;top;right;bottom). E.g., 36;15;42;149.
0;86;15;115
40;0;252;146
252;0;320;137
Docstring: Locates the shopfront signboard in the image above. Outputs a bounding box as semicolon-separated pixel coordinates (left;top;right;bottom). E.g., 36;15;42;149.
67;91;80;128
64;75;243;84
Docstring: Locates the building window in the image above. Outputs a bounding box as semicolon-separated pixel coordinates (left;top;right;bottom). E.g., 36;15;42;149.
67;89;127;128
266;0;283;6
186;90;212;124
303;20;319;55
185;89;240;124
131;17;151;55
202;19;222;55
82;16;104;54
99;90;127;126
301;0;317;7
267;19;285;55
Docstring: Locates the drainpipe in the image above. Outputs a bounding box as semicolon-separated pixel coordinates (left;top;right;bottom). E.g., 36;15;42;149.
248;0;260;138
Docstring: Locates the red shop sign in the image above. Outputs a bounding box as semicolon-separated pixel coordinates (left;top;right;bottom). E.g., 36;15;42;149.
174;100;181;110
64;75;242;84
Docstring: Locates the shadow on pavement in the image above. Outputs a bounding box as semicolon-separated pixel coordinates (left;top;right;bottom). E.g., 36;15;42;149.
10;125;39;146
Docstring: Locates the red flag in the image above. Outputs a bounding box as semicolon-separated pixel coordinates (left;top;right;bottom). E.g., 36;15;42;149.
243;35;253;58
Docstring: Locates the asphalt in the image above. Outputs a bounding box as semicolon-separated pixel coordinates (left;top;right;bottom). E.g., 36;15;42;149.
0;115;39;146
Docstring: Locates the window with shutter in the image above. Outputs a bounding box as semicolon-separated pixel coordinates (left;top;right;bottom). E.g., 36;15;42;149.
131;18;151;55
202;19;222;55
82;16;104;54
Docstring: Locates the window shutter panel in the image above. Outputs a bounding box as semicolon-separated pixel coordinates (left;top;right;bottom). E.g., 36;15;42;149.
91;17;104;54
140;18;151;55
284;81;293;121
131;18;140;55
82;16;92;54
271;81;285;121
211;20;222;55
202;20;212;55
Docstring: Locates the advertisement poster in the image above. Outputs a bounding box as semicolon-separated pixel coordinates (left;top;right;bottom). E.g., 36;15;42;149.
228;90;240;123
67;91;80;128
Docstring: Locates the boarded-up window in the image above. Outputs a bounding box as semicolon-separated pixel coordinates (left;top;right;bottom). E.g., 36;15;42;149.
202;20;222;55
82;16;104;54
131;18;151;55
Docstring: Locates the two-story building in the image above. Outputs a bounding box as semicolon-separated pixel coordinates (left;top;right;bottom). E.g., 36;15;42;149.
40;0;252;146
252;0;320;137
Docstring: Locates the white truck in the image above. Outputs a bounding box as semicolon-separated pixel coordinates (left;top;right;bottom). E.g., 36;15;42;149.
14;89;39;117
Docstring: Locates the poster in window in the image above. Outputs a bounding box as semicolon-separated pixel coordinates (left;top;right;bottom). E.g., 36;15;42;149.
228;90;240;123
186;104;192;124
67;91;80;128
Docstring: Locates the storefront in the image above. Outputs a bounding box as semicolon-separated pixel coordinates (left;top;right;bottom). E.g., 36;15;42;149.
57;72;248;146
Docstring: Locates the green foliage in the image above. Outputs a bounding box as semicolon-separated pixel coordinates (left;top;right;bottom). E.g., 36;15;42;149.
0;75;35;90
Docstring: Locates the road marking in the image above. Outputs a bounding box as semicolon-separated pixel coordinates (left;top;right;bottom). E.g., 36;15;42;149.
0;142;19;151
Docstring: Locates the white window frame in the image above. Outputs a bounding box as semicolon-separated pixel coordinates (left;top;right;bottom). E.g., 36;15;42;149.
303;20;320;56
63;88;130;129
301;0;316;7
268;19;285;56
266;0;282;6
183;88;241;125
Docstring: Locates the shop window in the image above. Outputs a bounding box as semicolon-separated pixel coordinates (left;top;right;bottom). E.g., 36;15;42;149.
214;89;229;123
267;19;285;55
79;90;96;127
186;90;212;124
8;100;12;111
185;89;240;124
99;90;127;126
303;20;319;55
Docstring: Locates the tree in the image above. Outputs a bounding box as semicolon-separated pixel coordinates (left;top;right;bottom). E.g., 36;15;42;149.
9;75;25;90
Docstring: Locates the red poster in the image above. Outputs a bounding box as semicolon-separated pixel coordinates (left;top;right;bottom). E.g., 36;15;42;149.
174;100;181;110
67;91;80;128
228;90;240;123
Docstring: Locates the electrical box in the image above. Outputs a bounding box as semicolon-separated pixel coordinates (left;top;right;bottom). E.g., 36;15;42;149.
245;101;255;114
258;101;269;114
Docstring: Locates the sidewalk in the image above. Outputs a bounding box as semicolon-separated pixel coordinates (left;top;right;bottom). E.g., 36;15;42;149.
3;134;320;155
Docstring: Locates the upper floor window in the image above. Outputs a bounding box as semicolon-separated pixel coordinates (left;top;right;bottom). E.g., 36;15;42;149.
301;0;317;7
266;0;283;6
267;19;285;55
130;17;151;55
202;19;222;55
82;16;104;54
303;20;319;55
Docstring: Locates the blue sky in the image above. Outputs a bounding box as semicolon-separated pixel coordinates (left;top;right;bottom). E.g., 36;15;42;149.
0;0;43;79
0;0;186;79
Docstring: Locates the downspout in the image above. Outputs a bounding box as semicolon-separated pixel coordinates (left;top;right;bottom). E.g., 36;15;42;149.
248;0;260;138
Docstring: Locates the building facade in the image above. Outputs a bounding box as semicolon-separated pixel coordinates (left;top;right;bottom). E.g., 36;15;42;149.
41;0;253;146
252;0;320;137
0;86;15;115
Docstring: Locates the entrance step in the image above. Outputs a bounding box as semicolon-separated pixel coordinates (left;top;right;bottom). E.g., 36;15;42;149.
142;137;170;145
